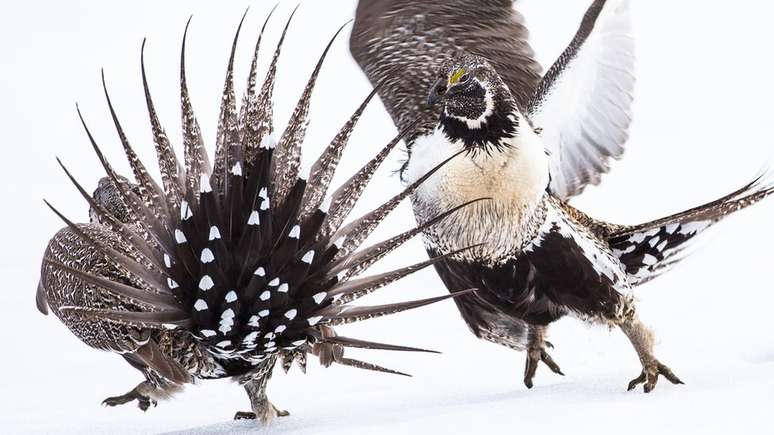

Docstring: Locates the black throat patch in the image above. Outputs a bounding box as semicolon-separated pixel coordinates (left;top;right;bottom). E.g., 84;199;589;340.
439;97;519;155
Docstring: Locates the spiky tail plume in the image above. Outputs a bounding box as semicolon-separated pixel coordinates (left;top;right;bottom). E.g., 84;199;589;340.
608;170;774;285
44;10;474;381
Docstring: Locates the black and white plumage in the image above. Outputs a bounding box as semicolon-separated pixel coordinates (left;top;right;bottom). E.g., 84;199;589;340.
350;0;543;156
404;1;774;392
527;0;634;199
351;0;634;196
36;11;476;423
354;0;635;386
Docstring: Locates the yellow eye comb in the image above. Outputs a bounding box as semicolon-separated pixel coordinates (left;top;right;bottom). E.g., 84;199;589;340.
449;68;466;85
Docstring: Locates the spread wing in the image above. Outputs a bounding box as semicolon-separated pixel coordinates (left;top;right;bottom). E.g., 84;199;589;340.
527;0;635;200
350;0;543;142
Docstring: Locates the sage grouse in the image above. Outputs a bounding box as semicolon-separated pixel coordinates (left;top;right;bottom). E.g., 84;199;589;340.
406;16;774;392
352;0;636;386
351;0;545;141
36;10;476;423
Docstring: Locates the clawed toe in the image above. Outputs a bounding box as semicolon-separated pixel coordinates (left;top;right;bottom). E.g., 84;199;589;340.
102;395;133;407
102;390;156;412
524;347;564;389
627;361;684;393
234;403;290;424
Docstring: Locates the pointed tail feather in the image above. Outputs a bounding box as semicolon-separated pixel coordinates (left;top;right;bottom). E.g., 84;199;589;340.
321;123;416;239
211;10;248;195
43;11;476;384
327;198;487;281
332;146;465;258
320;336;440;354
608;170;774;284
332;356;412;377
239;3;277;158
102;70;169;218
141;39;185;209
272;20;352;205
328;289;477;325
180;17;211;196
298;85;382;221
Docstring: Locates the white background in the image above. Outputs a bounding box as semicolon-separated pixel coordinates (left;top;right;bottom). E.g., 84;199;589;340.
1;1;773;434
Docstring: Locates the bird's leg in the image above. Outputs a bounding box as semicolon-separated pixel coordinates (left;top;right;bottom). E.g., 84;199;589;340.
523;324;564;388
102;380;179;412
234;356;289;424
616;305;684;393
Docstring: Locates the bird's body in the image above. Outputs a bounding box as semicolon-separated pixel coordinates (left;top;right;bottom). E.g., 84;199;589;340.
352;0;639;383
401;42;774;392
37;10;479;423
353;0;665;386
354;0;774;391
406;69;633;336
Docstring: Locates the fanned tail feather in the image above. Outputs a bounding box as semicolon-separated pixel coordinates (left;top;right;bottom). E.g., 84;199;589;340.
44;9;477;380
608;169;774;284
272;20;352;205
320;336;439;354
180;17;211;197
332;147;465;259
211;10;248;195
141;39;185;211
298;85;382;221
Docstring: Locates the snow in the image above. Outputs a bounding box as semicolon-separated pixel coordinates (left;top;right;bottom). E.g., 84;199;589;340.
1;0;774;434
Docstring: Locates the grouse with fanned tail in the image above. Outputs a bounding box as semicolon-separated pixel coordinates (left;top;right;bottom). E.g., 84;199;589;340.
36;9;477;424
406;0;774;392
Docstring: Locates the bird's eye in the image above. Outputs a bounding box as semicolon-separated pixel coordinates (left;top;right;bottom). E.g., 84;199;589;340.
436;85;447;95
460;74;470;83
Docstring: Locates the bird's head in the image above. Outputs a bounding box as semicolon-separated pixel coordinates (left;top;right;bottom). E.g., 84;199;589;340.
428;54;519;153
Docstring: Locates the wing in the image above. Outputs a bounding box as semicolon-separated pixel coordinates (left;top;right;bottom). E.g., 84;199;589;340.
40;224;152;354
351;0;542;142
428;199;630;326
527;0;635;199
518;200;630;320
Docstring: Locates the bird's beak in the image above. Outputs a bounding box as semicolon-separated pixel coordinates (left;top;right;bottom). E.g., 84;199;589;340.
427;77;448;108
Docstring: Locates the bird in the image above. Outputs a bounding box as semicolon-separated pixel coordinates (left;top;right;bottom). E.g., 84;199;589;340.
400;5;774;392
351;0;636;386
36;9;479;424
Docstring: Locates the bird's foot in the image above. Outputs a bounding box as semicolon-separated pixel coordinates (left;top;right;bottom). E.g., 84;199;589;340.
627;360;684;393
102;389;157;412
233;402;289;424
523;340;564;389
234;411;256;420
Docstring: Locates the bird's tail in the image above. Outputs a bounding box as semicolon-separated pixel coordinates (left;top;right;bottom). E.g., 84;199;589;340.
607;170;774;285
43;9;474;380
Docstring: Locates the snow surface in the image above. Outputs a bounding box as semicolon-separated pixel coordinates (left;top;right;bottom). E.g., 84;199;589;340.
1;0;774;434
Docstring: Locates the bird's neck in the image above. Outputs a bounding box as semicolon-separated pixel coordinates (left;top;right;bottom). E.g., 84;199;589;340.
439;96;519;154
405;115;551;260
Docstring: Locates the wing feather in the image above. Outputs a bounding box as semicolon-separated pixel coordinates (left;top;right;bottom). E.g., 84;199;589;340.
527;0;635;199
351;0;542;140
